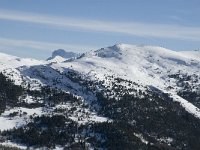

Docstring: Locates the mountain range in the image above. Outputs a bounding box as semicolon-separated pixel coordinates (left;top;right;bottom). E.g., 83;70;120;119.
0;44;200;150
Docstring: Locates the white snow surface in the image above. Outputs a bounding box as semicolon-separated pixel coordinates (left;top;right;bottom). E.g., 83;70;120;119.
55;44;200;118
0;43;200;121
0;107;43;131
169;92;200;119
0;52;45;68
47;55;67;63
57;44;200;88
0;43;200;148
0;52;46;86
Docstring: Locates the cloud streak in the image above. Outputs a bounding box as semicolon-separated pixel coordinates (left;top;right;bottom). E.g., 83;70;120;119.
0;9;200;41
0;10;200;41
0;37;97;52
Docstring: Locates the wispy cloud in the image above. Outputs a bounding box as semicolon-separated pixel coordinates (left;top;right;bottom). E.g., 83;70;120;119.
168;15;184;22
0;37;97;52
0;9;200;41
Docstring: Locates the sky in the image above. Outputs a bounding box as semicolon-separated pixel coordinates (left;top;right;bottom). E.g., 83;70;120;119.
0;0;200;59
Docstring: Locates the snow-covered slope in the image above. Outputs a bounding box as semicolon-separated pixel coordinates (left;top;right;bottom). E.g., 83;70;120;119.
0;44;200;149
51;44;200;118
1;44;200;110
0;52;46;85
0;44;200;112
57;44;199;88
0;52;45;68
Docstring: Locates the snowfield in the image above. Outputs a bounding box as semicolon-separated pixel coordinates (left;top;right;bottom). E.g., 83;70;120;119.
0;44;200;119
51;44;200;119
0;44;200;111
0;107;43;131
0;43;200;149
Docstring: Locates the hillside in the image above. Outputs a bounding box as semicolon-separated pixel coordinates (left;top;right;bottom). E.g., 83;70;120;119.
0;44;200;149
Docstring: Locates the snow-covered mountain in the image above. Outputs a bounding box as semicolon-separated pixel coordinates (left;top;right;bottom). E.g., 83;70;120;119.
0;52;46;85
0;44;200;149
56;44;200;117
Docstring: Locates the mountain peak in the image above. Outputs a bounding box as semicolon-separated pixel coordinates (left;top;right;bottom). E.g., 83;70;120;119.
82;43;149;59
47;49;80;62
52;49;78;59
90;43;164;59
1;43;200;150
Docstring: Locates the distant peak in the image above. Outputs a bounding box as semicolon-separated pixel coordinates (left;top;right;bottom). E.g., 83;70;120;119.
52;49;77;58
47;49;80;62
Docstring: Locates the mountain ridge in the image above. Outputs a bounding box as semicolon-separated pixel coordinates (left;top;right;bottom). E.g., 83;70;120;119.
0;44;200;149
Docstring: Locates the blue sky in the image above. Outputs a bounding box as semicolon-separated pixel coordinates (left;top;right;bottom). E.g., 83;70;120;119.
0;0;200;59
